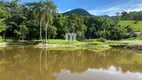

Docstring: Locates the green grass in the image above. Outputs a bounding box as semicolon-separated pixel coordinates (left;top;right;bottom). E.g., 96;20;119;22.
0;36;3;42
47;47;86;50
46;39;87;45
119;20;142;31
88;41;103;45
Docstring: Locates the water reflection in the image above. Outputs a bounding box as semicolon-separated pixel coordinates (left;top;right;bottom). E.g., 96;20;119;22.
0;47;142;80
55;66;142;80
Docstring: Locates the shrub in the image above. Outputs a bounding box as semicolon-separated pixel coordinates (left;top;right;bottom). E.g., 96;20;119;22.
134;20;138;24
97;37;106;42
0;36;3;42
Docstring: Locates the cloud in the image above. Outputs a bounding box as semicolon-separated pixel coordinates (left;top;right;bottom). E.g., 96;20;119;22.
57;8;63;13
88;7;120;16
136;4;142;7
64;9;72;12
57;8;72;13
88;1;142;16
55;66;142;80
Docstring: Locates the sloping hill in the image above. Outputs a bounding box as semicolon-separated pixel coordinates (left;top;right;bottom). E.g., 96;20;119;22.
63;8;92;16
119;20;142;31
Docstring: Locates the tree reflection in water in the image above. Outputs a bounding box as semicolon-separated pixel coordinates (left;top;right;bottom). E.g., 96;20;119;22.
0;47;142;80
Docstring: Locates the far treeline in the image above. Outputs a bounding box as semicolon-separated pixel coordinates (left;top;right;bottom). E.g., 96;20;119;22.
0;0;141;41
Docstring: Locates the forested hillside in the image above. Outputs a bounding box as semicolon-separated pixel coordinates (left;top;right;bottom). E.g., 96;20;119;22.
0;0;141;41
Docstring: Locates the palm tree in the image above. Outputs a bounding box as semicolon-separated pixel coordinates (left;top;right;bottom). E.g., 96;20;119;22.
25;0;56;43
41;0;57;43
25;0;44;41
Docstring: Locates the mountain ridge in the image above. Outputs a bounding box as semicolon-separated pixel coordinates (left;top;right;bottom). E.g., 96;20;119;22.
63;8;92;16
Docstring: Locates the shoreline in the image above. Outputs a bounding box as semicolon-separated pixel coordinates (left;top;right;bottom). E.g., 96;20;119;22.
0;40;142;50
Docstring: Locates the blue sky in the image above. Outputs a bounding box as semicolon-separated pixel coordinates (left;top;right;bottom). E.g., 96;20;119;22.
9;0;142;16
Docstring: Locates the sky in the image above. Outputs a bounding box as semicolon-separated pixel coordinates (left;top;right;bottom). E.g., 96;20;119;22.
6;0;142;16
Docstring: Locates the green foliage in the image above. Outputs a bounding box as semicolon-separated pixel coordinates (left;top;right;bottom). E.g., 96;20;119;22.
0;1;140;41
125;25;133;33
46;25;57;39
0;36;3;42
53;14;68;39
121;11;142;20
0;5;8;33
97;37;106;42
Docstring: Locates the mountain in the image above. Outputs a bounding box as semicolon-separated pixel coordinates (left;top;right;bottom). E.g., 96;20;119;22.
63;8;92;16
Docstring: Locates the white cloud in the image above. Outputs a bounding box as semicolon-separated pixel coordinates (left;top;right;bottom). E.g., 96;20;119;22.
64;9;72;12
55;66;142;80
57;8;62;13
101;7;120;13
136;4;142;7
57;8;72;13
88;1;142;16
88;7;120;16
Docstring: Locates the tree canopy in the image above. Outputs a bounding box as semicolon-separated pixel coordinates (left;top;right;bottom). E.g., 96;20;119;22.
0;0;137;40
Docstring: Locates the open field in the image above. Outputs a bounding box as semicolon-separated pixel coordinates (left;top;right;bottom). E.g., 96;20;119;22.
119;20;142;31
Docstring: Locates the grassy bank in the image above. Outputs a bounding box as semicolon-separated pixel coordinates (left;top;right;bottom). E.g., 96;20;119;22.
0;39;142;50
46;39;87;45
106;40;142;50
35;39;110;50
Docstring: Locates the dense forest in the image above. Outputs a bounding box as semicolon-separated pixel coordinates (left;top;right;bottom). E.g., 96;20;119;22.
0;0;141;41
120;11;142;20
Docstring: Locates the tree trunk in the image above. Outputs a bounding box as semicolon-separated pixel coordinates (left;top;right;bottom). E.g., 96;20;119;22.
40;20;42;42
45;23;48;44
3;31;6;39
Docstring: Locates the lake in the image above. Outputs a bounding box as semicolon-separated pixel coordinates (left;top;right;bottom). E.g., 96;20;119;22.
0;46;142;80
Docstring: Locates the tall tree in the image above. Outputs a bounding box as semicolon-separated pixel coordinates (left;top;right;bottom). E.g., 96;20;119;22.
0;5;8;36
42;0;57;43
25;0;44;40
25;0;57;43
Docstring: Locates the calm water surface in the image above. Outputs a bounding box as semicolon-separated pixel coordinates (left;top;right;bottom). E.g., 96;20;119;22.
0;46;142;80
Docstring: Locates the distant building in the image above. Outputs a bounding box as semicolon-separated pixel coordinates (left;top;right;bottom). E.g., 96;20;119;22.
65;33;76;41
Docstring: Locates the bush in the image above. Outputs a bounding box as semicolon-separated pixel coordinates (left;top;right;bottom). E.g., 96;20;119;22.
140;36;142;40
0;36;3;42
134;20;138;24
97;37;106;42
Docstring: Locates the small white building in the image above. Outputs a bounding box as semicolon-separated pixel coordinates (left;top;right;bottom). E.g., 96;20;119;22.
65;33;76;41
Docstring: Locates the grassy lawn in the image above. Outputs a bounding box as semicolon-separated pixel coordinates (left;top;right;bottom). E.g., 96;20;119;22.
119;20;142;31
46;39;106;45
46;39;87;45
88;41;103;45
